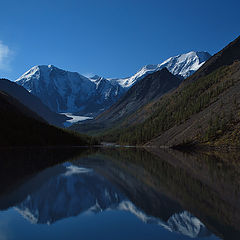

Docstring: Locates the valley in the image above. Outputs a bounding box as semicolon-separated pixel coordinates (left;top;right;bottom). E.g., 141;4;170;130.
1;2;239;240
2;36;240;149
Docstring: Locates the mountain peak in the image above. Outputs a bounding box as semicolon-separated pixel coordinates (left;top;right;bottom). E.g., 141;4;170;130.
157;51;211;78
15;65;125;115
116;51;211;88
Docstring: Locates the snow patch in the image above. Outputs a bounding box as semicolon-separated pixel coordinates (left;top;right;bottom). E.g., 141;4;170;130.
61;113;92;127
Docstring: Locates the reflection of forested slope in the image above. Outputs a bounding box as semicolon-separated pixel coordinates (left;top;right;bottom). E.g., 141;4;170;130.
80;147;240;239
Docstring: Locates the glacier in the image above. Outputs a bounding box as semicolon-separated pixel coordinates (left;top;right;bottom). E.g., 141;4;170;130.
60;113;92;127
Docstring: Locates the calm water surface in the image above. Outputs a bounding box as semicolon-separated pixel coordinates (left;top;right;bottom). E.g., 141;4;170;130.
0;147;239;239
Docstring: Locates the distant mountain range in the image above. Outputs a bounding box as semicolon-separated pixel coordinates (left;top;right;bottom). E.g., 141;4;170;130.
15;51;211;116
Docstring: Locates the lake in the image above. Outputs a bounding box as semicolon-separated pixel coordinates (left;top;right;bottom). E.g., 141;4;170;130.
0;147;239;239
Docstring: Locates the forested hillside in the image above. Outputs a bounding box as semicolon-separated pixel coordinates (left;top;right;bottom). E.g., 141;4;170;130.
100;36;240;148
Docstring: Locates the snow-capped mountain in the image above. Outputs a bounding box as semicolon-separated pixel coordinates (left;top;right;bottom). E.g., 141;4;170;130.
115;51;211;88
16;65;125;115
13;163;211;238
159;51;211;78
15;51;211;115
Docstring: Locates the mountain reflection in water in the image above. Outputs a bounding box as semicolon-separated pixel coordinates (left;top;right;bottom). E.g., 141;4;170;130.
0;147;239;239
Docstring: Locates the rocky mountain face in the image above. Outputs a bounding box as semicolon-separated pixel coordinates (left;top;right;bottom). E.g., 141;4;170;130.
15;51;210;116
88;75;126;115
0;78;68;126
15;65;125;116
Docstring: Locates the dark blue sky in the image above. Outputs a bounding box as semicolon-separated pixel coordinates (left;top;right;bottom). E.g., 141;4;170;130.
0;0;239;80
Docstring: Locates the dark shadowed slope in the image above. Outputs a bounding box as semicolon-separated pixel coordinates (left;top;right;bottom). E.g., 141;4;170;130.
0;78;69;127
97;68;181;123
0;91;96;146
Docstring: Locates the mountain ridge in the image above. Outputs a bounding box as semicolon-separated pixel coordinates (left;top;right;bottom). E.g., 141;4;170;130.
15;51;211;117
114;51;211;88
